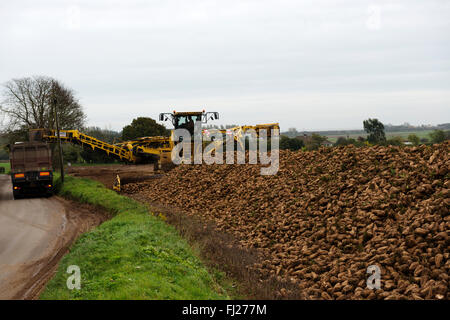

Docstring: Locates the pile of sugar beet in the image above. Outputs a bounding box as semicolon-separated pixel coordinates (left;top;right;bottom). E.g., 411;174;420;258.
123;142;449;300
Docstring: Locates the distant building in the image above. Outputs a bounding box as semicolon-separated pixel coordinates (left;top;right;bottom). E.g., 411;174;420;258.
322;139;333;147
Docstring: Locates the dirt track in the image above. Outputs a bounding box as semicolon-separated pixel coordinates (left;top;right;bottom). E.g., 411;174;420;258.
67;164;156;189
0;175;108;299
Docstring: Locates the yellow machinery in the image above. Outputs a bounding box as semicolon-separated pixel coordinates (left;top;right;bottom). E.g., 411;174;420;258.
159;111;279;159
31;110;279;170
202;123;280;157
32;129;173;167
113;175;121;192
159;110;279;149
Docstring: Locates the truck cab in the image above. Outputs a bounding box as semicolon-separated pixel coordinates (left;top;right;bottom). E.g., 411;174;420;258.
9;142;53;199
159;110;219;136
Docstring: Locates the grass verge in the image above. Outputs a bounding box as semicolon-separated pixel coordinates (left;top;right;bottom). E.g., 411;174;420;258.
40;175;229;300
0;162;10;174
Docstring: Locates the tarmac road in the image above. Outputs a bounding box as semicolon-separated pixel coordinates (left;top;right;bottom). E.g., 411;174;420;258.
0;174;67;299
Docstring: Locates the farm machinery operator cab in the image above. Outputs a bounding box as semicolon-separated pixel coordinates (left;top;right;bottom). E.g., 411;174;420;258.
159;110;219;137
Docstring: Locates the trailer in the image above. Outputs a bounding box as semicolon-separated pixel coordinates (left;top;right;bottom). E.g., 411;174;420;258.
9;142;54;199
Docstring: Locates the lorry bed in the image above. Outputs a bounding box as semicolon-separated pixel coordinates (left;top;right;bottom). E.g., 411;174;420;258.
10;142;53;199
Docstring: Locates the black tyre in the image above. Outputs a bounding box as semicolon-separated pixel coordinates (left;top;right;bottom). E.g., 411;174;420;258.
13;192;22;200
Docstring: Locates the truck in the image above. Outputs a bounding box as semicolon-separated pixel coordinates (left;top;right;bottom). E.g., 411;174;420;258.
9;142;54;199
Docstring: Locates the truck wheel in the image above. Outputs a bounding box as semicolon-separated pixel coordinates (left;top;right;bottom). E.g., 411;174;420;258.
13;193;22;200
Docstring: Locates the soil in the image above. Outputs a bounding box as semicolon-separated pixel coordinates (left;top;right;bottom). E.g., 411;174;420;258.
67;164;157;189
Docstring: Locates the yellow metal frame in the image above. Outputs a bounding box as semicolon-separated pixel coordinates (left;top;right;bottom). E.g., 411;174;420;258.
203;123;280;155
37;129;173;165
31;120;279;166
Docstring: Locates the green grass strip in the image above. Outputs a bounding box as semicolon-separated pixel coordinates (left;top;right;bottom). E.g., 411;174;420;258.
40;175;229;300
0;162;10;174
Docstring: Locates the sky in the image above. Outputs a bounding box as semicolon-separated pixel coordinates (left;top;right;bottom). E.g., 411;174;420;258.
0;0;449;132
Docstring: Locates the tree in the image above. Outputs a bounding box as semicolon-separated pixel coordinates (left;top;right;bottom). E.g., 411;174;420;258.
407;134;420;146
84;126;121;144
63;144;81;163
1;128;28;147
79;127;122;163
0;149;7;160
429;130;446;143
386;136;403;146
122;117;170;140
305;133;327;150
0;76;86;133
0;134;8;160
280;135;304;151
335;137;348;146
334;136;365;148
363;118;386;144
51;80;86;130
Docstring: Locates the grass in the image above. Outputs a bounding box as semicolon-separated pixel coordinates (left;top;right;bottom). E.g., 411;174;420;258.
0;162;10;174
40;175;230;300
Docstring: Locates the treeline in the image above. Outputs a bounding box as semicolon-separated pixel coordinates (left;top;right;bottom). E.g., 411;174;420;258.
281;122;450;138
279;119;450;152
60;117;171;164
333;130;449;147
60;127;122;164
384;122;450;132
204;124;239;130
280;133;328;151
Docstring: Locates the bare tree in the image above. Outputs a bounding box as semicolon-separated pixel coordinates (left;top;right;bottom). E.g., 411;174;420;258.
0;76;86;132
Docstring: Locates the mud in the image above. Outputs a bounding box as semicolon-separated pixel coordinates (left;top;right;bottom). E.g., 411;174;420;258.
67;164;156;189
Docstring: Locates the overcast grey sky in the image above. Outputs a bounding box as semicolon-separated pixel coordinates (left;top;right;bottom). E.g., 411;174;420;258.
1;0;449;131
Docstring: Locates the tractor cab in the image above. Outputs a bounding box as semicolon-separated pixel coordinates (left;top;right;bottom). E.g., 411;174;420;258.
159;110;219;136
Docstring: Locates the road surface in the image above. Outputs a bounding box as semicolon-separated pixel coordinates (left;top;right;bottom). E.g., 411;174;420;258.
0;174;107;299
0;174;69;299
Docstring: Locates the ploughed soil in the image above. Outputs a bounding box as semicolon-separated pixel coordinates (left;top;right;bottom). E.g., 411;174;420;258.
67;164;158;189
120;143;449;300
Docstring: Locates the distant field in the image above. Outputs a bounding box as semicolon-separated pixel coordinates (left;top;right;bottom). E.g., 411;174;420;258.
385;130;434;140
326;130;434;143
0;162;10;174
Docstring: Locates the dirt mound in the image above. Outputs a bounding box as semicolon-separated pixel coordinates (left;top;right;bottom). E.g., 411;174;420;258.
123;143;449;300
68;164;155;189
